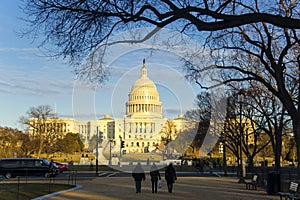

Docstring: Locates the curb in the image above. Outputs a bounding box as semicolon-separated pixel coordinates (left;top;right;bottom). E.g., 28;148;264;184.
32;185;83;200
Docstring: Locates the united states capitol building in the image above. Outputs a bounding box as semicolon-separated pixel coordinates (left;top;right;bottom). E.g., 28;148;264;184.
81;60;195;153
30;60;197;162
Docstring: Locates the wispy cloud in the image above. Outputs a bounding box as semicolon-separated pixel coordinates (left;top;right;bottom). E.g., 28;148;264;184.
0;70;74;96
0;47;38;52
0;87;13;94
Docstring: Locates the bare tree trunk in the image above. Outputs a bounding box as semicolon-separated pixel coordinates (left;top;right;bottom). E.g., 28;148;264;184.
37;136;44;158
296;61;300;177
295;123;300;177
274;129;282;172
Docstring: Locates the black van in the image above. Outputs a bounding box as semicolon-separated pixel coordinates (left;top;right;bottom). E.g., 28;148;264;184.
0;158;59;179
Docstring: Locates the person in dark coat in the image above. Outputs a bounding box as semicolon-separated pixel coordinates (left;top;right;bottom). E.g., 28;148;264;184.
150;163;161;193
165;163;177;193
49;159;54;173
132;162;146;193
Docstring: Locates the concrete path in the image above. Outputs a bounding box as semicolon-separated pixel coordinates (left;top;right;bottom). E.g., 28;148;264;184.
42;176;279;200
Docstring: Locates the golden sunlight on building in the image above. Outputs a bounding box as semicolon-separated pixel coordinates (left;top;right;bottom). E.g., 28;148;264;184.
29;60;196;163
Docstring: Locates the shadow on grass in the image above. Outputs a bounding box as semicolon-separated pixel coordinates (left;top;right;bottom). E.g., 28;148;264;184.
0;183;75;200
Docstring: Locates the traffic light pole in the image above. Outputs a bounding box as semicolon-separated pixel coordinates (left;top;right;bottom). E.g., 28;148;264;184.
119;136;123;167
109;139;112;165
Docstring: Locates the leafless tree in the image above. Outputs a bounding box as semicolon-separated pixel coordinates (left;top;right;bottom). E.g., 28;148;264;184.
185;88;229;157
220;87;288;174
185;1;300;173
185;91;211;121
168;128;192;158
244;83;292;171
19;105;58;157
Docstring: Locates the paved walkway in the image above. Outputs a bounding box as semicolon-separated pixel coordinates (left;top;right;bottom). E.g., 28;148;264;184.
40;176;279;200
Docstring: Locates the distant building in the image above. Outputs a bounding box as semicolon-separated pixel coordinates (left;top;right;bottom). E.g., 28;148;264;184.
29;117;77;138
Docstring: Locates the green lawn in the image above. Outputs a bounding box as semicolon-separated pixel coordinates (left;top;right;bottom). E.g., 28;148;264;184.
0;183;74;200
122;152;163;162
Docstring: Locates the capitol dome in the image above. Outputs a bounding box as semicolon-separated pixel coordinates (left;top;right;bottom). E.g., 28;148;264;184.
131;63;157;91
126;59;162;118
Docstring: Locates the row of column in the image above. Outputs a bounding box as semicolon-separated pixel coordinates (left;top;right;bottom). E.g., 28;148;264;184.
78;124;88;134
130;95;158;101
126;122;156;133
127;103;161;113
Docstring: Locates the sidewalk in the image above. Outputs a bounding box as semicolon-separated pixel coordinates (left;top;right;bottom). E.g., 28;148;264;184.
42;176;279;200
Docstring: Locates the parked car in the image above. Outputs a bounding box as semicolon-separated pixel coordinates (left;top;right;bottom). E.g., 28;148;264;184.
0;158;59;179
53;162;68;173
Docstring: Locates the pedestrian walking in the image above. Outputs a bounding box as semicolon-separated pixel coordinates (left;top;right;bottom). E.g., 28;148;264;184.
49;159;54;173
132;162;146;193
165;163;177;193
68;158;74;171
150;163;161;193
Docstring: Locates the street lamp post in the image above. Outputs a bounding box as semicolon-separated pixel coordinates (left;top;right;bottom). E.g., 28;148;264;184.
220;133;227;177
223;141;227;176
219;132;227;176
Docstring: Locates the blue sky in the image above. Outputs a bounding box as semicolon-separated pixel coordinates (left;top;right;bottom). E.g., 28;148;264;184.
0;1;206;130
0;1;75;129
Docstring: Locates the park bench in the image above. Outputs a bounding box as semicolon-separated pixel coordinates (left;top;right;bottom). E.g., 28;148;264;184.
278;181;299;200
245;174;259;190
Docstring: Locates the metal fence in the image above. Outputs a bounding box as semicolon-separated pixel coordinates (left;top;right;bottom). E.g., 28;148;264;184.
0;170;78;200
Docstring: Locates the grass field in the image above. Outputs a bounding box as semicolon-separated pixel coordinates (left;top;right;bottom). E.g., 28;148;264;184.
122;152;163;162
0;183;74;200
32;153;95;163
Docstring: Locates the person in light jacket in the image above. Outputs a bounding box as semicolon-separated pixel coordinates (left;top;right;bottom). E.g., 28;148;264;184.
132;162;146;193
